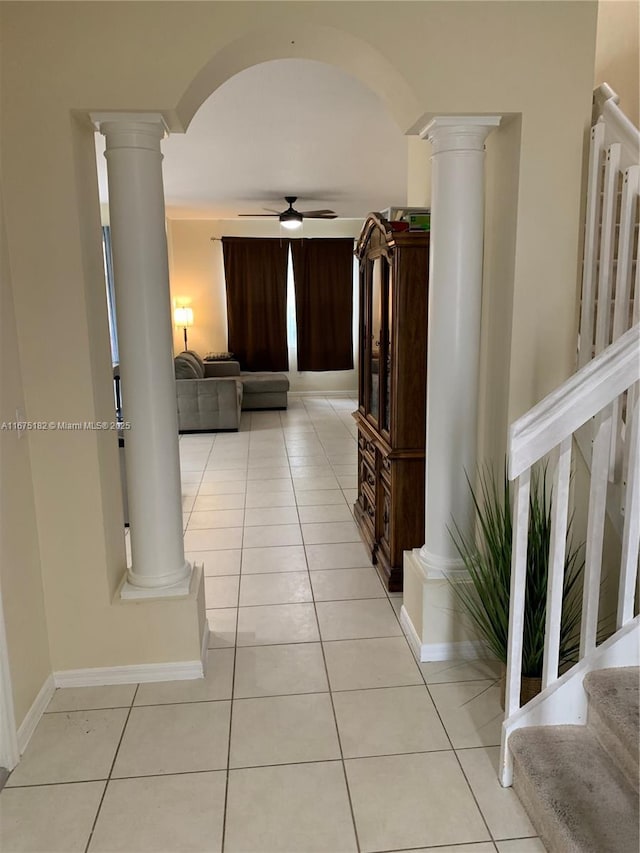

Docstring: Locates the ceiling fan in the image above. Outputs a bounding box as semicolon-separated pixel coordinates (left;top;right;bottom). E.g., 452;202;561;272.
239;196;337;230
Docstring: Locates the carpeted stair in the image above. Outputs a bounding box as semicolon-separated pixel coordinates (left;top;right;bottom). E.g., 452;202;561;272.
509;666;639;853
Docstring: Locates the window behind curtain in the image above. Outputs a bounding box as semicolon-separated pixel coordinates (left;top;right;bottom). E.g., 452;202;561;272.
290;238;354;371
222;237;290;371
102;226;119;365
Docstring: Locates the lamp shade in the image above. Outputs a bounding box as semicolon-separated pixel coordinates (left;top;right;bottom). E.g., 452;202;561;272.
174;307;194;327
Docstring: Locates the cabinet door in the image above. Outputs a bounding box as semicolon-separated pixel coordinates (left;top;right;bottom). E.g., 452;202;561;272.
366;257;383;425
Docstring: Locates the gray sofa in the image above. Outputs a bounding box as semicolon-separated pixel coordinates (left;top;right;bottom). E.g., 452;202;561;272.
174;351;289;432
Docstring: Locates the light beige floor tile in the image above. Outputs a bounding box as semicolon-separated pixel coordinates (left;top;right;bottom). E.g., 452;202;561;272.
429;680;503;748
244;506;300;526
206;458;248;470
292;465;334;478
389;595;403;617
182;495;196;512
230;693;340;768
327;453;357;466
245;478;294;495
225;762;357;853
243;523;302;548
294;476;340;491
237;603;320;646
204;575;240;608
288;455;329;467
247;466;292;480
310;567;385;601
184;527;243;551
89;772;226;853
496;840;547;853
0;781;105;852
244;490;297;508
187;508;244;529
342;488;358;506
316;598;402;640
134;649;234;705
331;464;358;476
197;481;246;495
201;468;247;482
333;685;450;757
295;489;347;506
306;542;372;569
247;455;289;467
181;482;200;495
241;545;308;574
112;702;230;777
420;658;503;684
323;637;423;691
207;607;237;648
46;684;136;713
239;571;312;606
181;471;204;484
234;643;328;698
345;752;490;852
457;746;536;840
7;709;128;786
297;504;354;524
337;474;358;488
193;493;245;511
188;549;241;577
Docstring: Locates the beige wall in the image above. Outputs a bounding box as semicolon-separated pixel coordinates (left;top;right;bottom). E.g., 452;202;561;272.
0;1;598;678
0;181;52;727
595;0;639;125
167;218;361;393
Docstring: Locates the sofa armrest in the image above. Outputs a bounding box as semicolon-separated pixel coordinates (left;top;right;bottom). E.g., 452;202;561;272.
204;360;241;378
176;377;242;431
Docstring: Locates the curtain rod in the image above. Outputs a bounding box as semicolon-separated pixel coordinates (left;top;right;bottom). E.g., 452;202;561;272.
210;236;357;242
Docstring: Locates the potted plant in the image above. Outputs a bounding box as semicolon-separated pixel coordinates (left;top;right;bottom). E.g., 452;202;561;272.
449;464;584;706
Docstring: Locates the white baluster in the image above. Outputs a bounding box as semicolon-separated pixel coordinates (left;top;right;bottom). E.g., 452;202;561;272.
580;404;614;656
618;398;640;628
595;143;622;355
579;122;606;368
542;437;572;689
505;469;531;718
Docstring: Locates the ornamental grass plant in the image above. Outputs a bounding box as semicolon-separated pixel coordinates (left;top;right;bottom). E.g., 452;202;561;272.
449;465;584;679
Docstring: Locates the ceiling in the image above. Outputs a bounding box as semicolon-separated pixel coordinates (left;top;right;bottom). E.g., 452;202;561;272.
95;59;409;221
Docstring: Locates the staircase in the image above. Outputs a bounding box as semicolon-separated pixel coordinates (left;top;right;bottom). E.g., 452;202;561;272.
498;84;640;852
509;666;639;853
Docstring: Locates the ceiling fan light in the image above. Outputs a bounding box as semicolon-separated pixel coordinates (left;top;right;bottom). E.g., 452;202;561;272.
280;210;303;230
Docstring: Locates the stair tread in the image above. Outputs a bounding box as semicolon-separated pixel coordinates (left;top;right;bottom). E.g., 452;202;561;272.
584;666;639;756
510;725;639;853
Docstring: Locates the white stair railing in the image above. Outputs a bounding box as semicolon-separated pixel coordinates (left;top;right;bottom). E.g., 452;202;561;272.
578;85;639;514
499;323;640;786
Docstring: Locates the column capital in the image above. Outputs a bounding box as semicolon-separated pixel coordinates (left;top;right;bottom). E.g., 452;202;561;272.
90;112;169;151
419;115;501;154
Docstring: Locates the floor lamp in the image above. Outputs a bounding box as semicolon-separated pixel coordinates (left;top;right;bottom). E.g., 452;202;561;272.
174;307;194;351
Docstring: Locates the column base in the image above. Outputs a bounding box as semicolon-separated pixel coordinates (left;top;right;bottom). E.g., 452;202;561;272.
417;545;467;579
121;561;193;600
401;549;489;662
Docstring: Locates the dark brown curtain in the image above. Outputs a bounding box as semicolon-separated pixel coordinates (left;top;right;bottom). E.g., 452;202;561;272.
222;237;289;371
291;238;354;371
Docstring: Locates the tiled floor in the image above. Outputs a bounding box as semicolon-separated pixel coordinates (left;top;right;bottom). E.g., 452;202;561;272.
0;397;546;853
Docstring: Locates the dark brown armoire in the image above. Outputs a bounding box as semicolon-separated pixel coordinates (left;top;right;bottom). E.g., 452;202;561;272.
353;214;430;591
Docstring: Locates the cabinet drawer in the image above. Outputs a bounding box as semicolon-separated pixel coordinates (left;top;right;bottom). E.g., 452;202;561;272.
357;430;376;467
358;451;377;492
380;453;392;486
379;483;392;553
361;482;376;529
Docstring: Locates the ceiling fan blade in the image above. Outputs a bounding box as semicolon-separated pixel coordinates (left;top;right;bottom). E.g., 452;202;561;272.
238;213;279;217
301;211;338;219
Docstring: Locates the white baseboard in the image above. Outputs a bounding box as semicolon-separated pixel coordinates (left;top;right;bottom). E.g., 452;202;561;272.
54;658;205;689
400;605;490;662
201;620;210;668
17;673;55;754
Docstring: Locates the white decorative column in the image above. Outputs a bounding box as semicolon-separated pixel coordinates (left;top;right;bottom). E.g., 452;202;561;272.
402;116;501;660
94;114;191;598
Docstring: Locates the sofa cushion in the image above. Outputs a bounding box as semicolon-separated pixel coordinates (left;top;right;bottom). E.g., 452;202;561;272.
185;350;205;373
175;352;203;379
240;373;289;394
